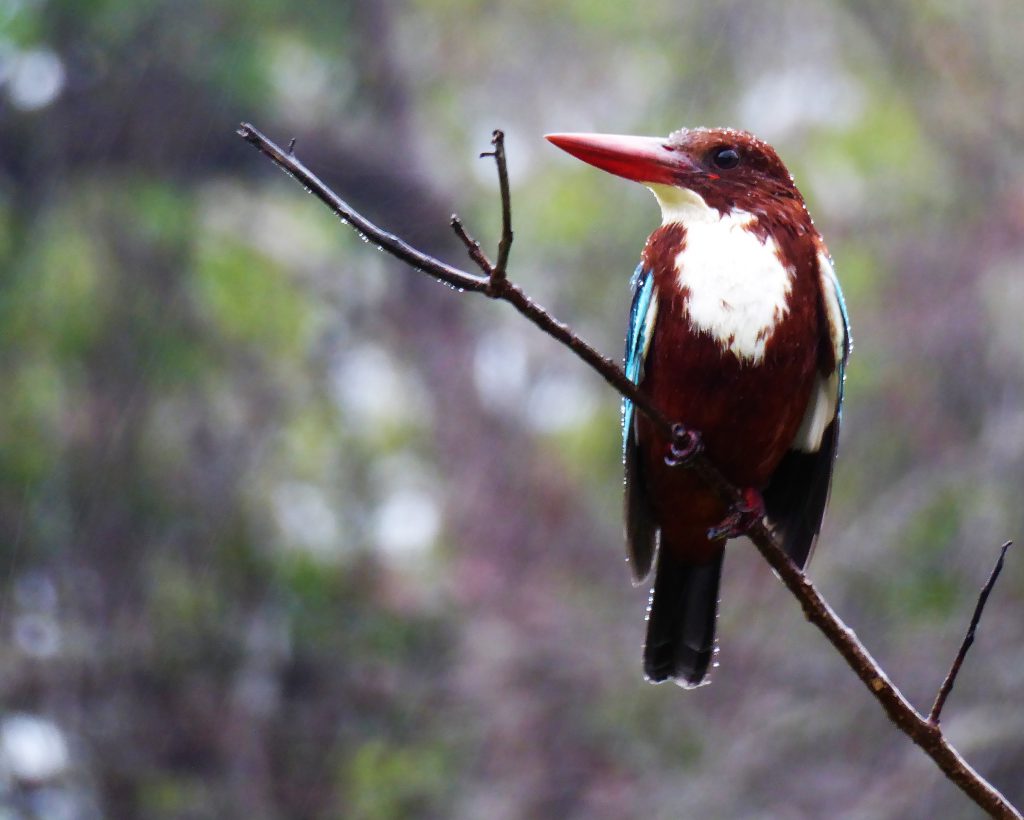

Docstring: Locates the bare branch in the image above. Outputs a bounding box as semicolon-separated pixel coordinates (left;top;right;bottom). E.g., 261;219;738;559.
747;522;1018;818
237;122;1021;820
237;123;490;294
235;122;675;439
930;540;1013;725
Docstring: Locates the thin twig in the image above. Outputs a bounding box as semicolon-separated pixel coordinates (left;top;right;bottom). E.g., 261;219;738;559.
482;129;513;283
236;124;490;294
930;540;1013;725
450;215;493;274
236;122;1021;820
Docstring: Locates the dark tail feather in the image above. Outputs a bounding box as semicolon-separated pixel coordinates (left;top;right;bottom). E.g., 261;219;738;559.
643;547;725;687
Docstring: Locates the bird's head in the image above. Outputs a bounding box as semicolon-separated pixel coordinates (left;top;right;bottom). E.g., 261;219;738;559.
546;127;805;226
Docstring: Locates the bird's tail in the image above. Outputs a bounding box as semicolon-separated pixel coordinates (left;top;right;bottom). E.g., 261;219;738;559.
643;546;724;687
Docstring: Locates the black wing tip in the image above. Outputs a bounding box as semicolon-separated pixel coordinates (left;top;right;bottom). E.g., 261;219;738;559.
624;440;657;582
627;553;653;585
781;528;821;571
764;418;841;570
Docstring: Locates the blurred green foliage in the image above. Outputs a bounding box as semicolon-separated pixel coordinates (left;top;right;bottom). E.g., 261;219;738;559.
1;1;1023;818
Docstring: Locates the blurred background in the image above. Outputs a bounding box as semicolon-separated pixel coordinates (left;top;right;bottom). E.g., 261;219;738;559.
1;1;1023;818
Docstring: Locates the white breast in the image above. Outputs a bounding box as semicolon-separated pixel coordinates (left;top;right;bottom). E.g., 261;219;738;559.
647;184;793;364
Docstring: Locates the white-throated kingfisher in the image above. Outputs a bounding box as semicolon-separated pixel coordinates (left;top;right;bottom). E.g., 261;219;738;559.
547;128;851;687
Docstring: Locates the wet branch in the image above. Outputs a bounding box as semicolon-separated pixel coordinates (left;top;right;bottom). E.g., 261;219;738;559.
236;122;1020;820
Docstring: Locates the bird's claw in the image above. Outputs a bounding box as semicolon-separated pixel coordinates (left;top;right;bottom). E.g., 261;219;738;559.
664;424;703;467
707;488;765;540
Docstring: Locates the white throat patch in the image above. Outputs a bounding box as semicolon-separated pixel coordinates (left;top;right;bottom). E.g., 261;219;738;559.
647;184;793;364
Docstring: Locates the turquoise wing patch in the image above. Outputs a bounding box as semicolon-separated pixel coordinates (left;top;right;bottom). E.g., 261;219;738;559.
623;264;655;455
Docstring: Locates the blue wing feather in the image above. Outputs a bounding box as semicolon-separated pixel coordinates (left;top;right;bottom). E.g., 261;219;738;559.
622;264;655;454
623;264;657;582
833;269;852;409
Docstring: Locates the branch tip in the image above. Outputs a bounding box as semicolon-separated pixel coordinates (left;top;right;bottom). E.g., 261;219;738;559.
929;540;1013;725
450;214;493;275
487;128;513;281
236;122;489;294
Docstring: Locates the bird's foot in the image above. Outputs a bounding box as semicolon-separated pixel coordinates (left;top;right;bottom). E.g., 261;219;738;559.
664;424;703;467
707;488;765;540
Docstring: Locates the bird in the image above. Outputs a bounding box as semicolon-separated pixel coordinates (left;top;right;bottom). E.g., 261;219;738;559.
546;127;851;687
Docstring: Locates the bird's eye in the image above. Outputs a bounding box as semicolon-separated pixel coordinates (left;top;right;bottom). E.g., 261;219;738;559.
712;147;741;170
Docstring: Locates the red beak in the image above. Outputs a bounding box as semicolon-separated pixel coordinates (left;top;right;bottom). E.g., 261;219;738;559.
545;132;693;185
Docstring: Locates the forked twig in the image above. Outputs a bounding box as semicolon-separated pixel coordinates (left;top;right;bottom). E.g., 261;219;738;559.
236;122;1020;820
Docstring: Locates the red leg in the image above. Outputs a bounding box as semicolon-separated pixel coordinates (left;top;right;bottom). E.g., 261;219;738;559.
706;487;765;540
